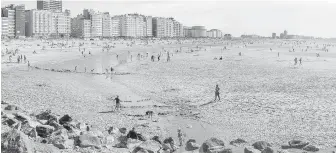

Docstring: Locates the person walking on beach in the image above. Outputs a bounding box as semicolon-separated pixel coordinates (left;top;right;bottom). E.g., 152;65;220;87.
299;57;302;65
75;66;77;72
278;52;279;57
215;84;220;101
114;95;121;111
167;52;170;62
294;57;298;65
158;54;160;61
24;55;27;63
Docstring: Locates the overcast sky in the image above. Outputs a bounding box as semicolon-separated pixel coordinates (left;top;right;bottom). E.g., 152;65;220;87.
2;0;336;38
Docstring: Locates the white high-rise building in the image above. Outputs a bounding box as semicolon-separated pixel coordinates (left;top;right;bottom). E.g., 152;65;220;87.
173;19;183;37
25;9;53;37
51;10;70;37
120;14;146;37
90;11;102;37
144;16;152;37
102;12;111;37
7;9;15;38
153;17;182;38
111;16;121;37
1;17;8;38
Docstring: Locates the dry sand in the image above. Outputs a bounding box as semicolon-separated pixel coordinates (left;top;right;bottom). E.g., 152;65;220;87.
2;38;336;151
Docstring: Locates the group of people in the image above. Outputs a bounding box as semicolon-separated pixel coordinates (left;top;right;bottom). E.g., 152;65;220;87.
294;57;302;65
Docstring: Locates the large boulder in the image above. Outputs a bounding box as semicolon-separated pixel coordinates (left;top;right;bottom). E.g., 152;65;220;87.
230;138;247;146
261;147;274;153
1;129;34;153
302;145;319;152
288;140;309;149
114;136;128;148
200;137;226;153
151;136;162;144
20;120;35;135
186;139;200;151
245;146;261;153
252;141;271;151
77;134;102;149
127;139;143;150
53;139;74;149
49;129;69;148
102;135;115;149
134;140;162;153
36;125;55;138
36;110;58;122
119;127;127;134
48;120;63;130
58;114;72;125
4;104;20;111
14;112;32;122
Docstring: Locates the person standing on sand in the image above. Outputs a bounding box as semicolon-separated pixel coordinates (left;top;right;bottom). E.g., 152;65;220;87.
114;95;121;111
294;57;297;65
215;84;220;101
299;57;302;65
75;66;77;72
278;52;279;57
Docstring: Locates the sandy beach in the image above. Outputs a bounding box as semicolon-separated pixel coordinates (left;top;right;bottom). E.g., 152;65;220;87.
2;38;336;152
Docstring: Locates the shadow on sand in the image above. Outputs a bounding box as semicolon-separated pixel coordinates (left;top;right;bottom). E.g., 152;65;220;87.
98;111;115;114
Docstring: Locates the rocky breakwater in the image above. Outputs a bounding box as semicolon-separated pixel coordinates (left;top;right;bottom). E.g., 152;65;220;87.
1;101;334;153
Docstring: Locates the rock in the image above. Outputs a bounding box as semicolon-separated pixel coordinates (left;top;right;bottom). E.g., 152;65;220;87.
115;136;128;148
28;128;38;138
33;142;61;153
59;114;72;125
53;139;74;149
108;126;120;135
288;140;309;149
48;120;63;130
186;139;200;151
163;137;174;144
252;141;271;151
127;139;143;150
230;138;247;146
14;112;31;122
119;127;127;134
302;145;319;152
36;110;58;122
201;137;225;153
261;147;274;153
163;143;178;152
245;146;261;153
67;129;81;139
151;136;162;144
135;140;162;153
20;121;34;135
77;123;88;131
5;117;18;126
277;150;290;153
132;148;149;153
36;125;55;138
4;104;20;111
39;119;49;125
77;134;102;149
102;135;115;148
1;129;34;153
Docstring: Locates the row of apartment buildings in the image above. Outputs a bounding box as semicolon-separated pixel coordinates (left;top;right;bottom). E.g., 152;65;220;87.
70;10;184;38
2;0;230;39
1;0;71;38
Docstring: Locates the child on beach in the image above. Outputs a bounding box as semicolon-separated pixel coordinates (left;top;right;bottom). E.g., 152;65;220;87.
215;84;220;101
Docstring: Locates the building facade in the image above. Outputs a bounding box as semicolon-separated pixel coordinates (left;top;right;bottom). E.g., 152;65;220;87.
272;33;276;39
144;16;152;37
2;6;16;38
1;17;8;37
173;20;183;37
102;12;111;37
15;4;25;37
183;26;192;37
51;11;71;37
111;16;121;37
191;26;206;38
37;0;62;12
71;15;91;38
25;10;53;37
90;11;103;37
120;14;145;37
207;29;222;38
